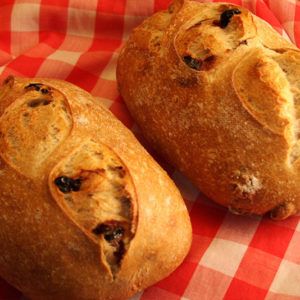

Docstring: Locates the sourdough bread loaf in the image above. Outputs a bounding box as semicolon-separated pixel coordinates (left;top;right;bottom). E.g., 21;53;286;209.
117;0;300;219
0;76;192;300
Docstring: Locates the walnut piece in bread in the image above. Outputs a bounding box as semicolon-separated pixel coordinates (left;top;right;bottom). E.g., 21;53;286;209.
0;76;192;300
117;0;300;219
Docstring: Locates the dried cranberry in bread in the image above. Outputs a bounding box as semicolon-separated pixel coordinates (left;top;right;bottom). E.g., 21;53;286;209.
0;76;192;300
117;0;300;219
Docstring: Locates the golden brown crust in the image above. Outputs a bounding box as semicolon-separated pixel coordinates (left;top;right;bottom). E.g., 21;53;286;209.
0;76;192;299
117;0;300;220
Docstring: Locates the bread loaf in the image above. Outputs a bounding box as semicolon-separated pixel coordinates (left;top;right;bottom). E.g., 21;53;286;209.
0;76;192;300
117;0;300;220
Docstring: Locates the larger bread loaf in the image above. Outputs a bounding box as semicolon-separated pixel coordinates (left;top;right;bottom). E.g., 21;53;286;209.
0;76;192;300
117;0;300;219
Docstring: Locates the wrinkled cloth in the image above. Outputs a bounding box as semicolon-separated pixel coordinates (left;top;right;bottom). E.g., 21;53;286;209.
0;0;300;299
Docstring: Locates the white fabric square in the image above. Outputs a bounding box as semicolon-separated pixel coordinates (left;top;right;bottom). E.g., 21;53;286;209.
270;260;300;296
48;50;81;66
67;8;96;38
283;22;295;42
123;15;146;40
68;0;98;10
0;66;6;74
125;0;154;16
216;213;261;245
200;238;247;277
296;220;300;232
101;53;118;81
11;3;40;32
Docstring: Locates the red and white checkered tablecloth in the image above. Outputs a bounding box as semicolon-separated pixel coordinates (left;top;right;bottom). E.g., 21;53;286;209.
0;0;300;299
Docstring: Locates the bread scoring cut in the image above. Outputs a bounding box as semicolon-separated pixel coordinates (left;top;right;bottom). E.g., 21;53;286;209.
50;141;137;277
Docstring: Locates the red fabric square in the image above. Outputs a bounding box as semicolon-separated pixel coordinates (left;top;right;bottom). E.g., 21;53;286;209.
66;66;98;92
39;32;66;49
95;14;124;40
109;101;135;128
40;0;69;7
190;200;226;237
155;261;198;296
264;0;297;24
39;5;68;34
276;215;300;231
0;5;13;32
114;95;125;103
0;67;24;82
154;0;169;12
235;247;281;289
89;37;122;52
0;0;16;6
0;278;22;300
75;51;112;76
186;234;212;263
25;43;54;58
141;287;181;300
7;55;44;77
92;78;119;100
184;197;195;212
98;0;127;15
0;32;11;54
250;219;295;258
0;49;12;66
295;2;300;47
224;278;268;300
256;0;283;33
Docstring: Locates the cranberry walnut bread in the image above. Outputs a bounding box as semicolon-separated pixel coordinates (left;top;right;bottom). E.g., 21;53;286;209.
0;76;192;300
117;0;300;220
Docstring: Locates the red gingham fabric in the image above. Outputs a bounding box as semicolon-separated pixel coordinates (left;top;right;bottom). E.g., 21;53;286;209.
0;0;300;299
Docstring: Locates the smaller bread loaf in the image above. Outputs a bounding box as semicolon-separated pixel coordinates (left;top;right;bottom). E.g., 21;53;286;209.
117;0;300;219
0;76;192;300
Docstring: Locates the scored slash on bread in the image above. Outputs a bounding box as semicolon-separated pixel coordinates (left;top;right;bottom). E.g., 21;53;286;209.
0;76;192;300
117;0;300;219
49;141;137;277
